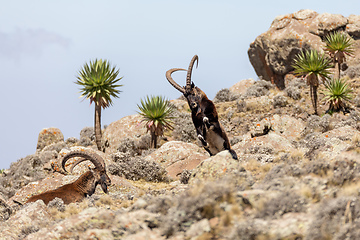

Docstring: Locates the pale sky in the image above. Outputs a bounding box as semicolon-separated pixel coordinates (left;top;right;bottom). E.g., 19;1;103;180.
0;0;358;169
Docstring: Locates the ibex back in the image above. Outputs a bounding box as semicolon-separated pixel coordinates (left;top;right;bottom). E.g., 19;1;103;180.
26;150;111;205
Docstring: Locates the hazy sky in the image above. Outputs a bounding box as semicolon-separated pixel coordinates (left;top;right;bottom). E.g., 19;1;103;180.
0;1;357;169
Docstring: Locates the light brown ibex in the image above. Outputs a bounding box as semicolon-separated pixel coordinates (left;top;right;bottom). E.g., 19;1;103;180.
166;55;238;160
26;150;111;205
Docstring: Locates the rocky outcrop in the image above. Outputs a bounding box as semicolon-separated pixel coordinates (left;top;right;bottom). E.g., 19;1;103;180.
102;114;148;155
36;127;64;151
248;9;360;88
0;200;52;239
0;76;359;239
144;141;208;179
1;17;360;238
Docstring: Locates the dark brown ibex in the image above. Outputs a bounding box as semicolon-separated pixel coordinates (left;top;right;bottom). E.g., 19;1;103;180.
26;150;111;205
166;55;238;160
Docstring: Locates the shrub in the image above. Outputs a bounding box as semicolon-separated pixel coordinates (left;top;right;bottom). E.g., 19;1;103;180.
109;154;169;182
213;88;239;102
171;112;197;143
322;78;354;113
306;197;360;240
244;80;273;98
256;191;307;219
273;94;288;108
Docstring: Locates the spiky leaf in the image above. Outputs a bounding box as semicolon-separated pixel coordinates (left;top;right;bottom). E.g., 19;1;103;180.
324;31;354;57
137;95;175;136
75;59;123;108
322;78;354;110
292;49;333;83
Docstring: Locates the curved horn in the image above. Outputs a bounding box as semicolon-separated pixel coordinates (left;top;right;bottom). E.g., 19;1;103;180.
166;68;187;94
61;151;105;173
186;55;199;91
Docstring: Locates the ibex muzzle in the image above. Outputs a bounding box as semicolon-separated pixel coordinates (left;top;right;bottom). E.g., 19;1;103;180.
166;55;238;160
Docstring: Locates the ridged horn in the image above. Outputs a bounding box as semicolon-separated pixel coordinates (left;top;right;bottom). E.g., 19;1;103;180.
166;68;187;94
61;151;105;173
186;55;199;91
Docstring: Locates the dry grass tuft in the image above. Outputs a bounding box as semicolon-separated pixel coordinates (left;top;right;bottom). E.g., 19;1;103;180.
338;181;360;197
95;194;114;207
299;185;321;203
352;132;360;147
244;159;272;180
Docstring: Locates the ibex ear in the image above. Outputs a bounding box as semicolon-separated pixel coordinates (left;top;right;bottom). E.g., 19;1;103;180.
191;82;195;88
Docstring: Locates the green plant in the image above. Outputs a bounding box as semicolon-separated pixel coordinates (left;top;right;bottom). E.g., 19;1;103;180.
324;31;354;79
75;59;123;150
322;78;354;113
292;49;332;115
137;95;175;148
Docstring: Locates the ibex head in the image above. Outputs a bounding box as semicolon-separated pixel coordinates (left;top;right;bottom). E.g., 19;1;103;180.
61;151;111;194
166;55;207;115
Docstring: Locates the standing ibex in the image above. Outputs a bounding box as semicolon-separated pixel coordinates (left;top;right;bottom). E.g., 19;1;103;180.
26;150;111;205
166;55;238;160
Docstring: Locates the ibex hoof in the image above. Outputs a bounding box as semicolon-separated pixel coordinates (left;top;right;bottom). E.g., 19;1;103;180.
198;134;208;146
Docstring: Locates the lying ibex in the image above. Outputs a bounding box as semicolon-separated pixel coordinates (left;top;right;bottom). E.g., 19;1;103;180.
166;55;238;160
26;150;111;205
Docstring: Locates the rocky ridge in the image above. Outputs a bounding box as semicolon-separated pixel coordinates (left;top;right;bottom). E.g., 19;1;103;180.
0;9;360;240
248;9;360;88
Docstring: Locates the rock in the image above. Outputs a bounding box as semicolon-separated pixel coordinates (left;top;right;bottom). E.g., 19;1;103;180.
347;15;360;38
229;78;256;95
0;200;52;239
36;127;64;151
315;126;359;160
0;195;11;222
249;115;305;141
82;229;115;240
0;152;52;200
115;209;162;239
79;126;96;147
189;151;242;183
185;218;211;238
24;207;115;239
248;10;360;88
308;12;348;36
144;141;208;179
121;230;165;240
236;132;295;155
102;114;148;155
270;114;306;141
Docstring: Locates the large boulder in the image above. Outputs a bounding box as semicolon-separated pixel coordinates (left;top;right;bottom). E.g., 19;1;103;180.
144;141;208;179
102;114;148;155
189;151;242;183
248;10;360;88
347;15;360;38
249;114;306;141
0;201;52;239
36;127;64;151
229;78;256;95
